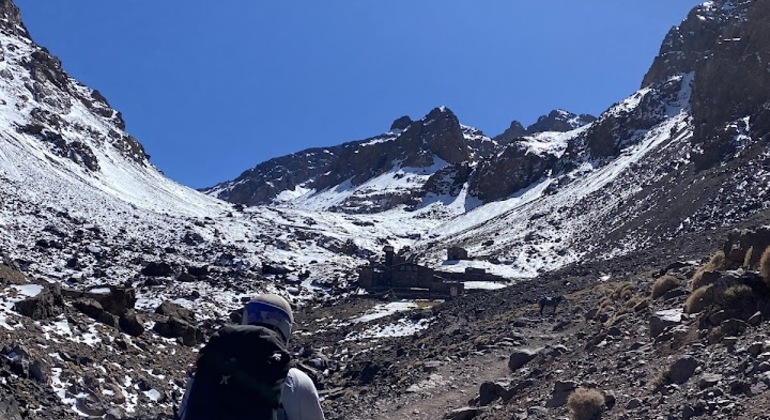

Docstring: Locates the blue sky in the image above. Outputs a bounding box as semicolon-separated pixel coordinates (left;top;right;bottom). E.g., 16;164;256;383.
15;1;700;188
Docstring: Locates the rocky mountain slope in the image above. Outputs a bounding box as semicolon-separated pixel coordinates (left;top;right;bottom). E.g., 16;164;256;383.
0;0;769;418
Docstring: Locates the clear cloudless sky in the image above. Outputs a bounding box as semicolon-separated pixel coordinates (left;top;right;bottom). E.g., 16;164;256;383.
14;1;701;188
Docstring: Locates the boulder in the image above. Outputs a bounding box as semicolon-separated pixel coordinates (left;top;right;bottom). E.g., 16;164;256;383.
545;381;577;408
141;262;173;277
187;265;209;279
153;317;201;346
698;373;722;389
90;286;136;315
478;381;510;406
119;310;145;337
721;319;749;337
13;283;65;320
444;407;484;420
649;309;682;338
75;393;107;418
508;348;540;371
155;301;195;324
669;356;699;384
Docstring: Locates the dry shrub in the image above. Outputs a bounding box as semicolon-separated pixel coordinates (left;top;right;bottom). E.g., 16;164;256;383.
743;246;754;269
691;251;727;291
651;275;680;299
684;286;713;314
567;387;605;420
759;246;770;284
611;282;634;301
624;295;647;311
651;369;671;392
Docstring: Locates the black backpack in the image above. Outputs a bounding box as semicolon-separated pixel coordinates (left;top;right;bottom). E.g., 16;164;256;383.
181;324;292;420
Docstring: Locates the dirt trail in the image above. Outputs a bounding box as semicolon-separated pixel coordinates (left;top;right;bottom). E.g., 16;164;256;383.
347;312;578;420
348;347;511;420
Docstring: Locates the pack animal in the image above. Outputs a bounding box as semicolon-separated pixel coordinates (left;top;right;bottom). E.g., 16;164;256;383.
539;295;563;315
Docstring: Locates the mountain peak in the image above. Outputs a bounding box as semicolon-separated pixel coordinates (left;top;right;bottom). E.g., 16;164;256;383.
390;115;413;131
0;0;28;36
526;109;596;134
424;105;457;122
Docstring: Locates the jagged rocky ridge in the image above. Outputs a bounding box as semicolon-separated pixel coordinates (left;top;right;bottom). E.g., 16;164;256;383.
206;107;599;210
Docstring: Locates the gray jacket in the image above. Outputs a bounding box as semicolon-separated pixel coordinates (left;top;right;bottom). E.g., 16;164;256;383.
178;367;325;420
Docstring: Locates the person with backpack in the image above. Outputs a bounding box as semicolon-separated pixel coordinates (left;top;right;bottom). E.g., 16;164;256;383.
176;294;325;420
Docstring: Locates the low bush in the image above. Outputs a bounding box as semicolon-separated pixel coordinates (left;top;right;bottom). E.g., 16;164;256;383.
567;387;605;420
691;251;726;291
651;369;671;392
652;275;679;299
759;246;770;285
684;286;713;314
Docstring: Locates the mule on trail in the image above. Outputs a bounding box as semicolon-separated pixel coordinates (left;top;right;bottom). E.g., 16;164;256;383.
539;295;563;315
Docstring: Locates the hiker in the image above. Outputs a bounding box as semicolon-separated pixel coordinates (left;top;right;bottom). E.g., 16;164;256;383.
539;295;563;315
177;294;325;420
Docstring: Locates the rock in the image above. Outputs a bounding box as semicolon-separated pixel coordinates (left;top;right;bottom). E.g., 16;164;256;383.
152;316;201;346
626;398;643;409
698;373;722;389
709;310;727;325
444;407;484;420
748;342;764;357
187;265;209;279
262;263;292;276
650;309;682;338
478;381;510;406
669;356;699;384
119;309;145;337
757;362;770;374
141;261;173;277
545;381;577;407
748;311;762;327
155;300;195;324
75;393;106;417
91;286;136;315
721;319;748;337
176;272;197;283
182;231;204;246
508;348;540;371
73;298;106;319
0;393;22;420
13;283;65;320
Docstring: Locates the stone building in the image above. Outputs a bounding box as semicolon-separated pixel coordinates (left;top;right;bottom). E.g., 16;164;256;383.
359;246;464;298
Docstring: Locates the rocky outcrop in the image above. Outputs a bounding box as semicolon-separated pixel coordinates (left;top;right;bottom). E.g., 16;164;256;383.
469;142;556;202
13;283;65;320
390;116;413;131
525;110;595;135
207;106;473;211
493;120;526;145
690;0;770;169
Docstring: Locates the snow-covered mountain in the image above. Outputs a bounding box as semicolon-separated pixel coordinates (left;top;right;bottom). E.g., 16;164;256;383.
1;0;770;416
205;0;770;279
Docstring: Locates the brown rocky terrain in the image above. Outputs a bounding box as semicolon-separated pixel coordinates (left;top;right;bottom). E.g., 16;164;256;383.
288;226;770;420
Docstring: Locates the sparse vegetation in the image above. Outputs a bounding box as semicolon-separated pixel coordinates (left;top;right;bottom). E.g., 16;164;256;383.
651;369;672;392
567;387;605;420
759;246;770;285
684;286;713;314
743;246;754;268
691;251;726;291
651;275;679;299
